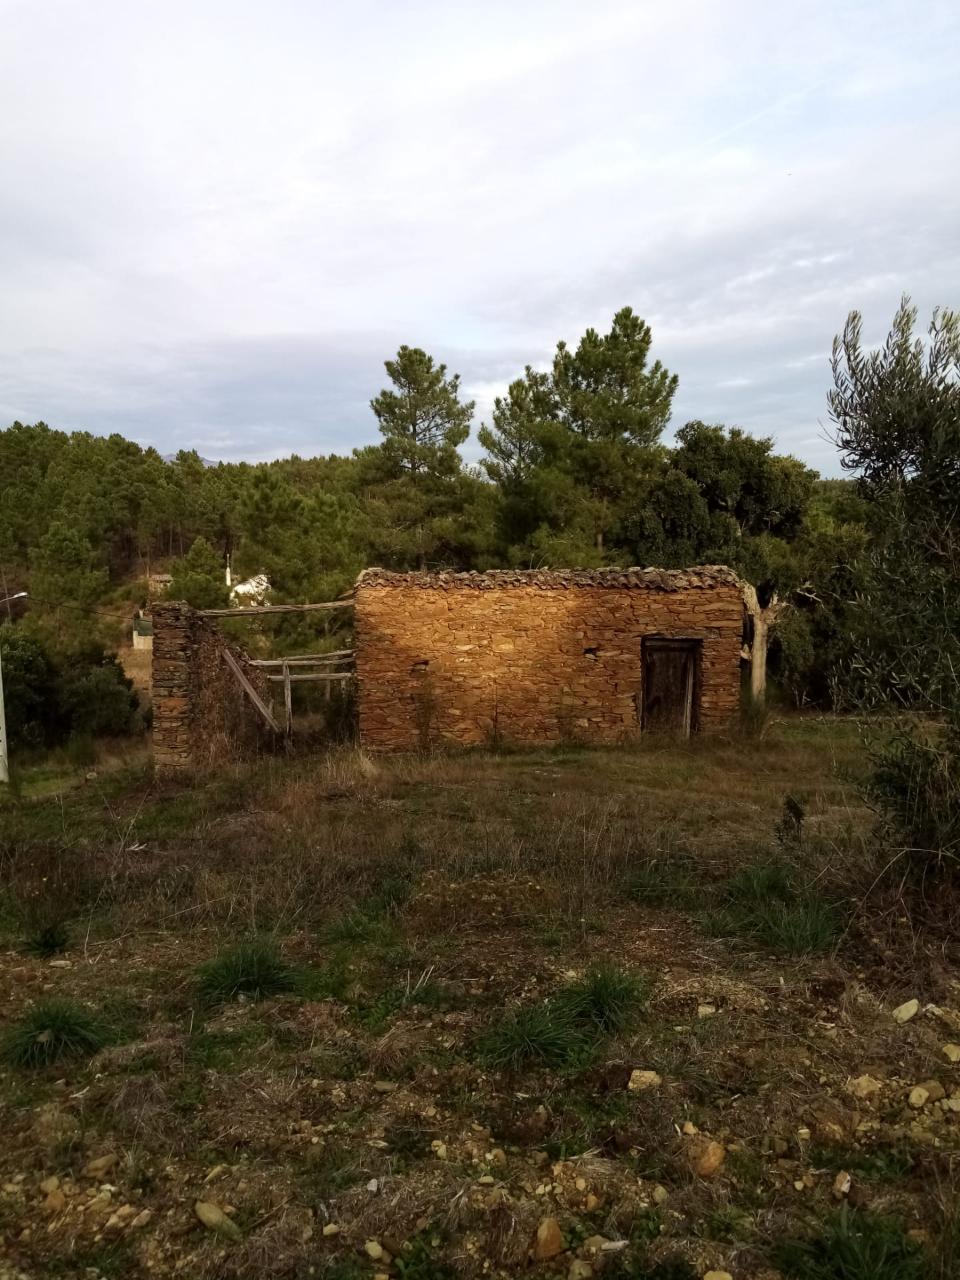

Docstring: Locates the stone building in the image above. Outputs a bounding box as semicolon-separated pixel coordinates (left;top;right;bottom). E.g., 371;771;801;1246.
151;601;274;772
354;566;743;751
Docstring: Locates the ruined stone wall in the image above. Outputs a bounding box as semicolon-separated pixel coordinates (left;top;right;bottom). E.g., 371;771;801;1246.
355;571;743;751
152;602;275;773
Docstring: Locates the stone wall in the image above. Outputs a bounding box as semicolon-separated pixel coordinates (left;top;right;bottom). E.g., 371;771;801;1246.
355;567;743;751
151;602;275;773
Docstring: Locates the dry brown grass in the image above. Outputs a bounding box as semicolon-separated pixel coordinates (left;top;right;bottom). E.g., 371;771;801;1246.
2;717;957;1279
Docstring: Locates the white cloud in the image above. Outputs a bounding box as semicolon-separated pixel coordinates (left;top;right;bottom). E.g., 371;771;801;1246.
0;0;958;476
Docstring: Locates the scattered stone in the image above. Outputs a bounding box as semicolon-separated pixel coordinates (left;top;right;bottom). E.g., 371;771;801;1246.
43;1189;66;1214
478;1175;495;1186
682;1121;699;1136
628;1069;662;1092
893;999;919;1024
86;1190;112;1214
909;1086;930;1109
569;1262;593;1279
652;1185;669;1205
322;1223;340;1237
582;1235;609;1254
365;1241;384;1261
533;1216;565;1260
203;1164;228;1184
584;1192;600;1212
130;1209;152;1230
430;1140;448;1160
194;1200;242;1241
83;1154;118;1180
704;1272;734;1280
39;1176;60;1195
847;1074;882;1100
697;1003;717;1018
833;1170;852;1198
105;1205;137;1231
689;1138;726;1178
373;1080;397;1093
366;1178;380;1192
48;960;72;969
918;1079;946;1102
488;1147;507;1166
942;1044;960;1064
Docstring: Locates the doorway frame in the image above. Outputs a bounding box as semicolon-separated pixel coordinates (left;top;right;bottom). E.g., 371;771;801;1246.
640;637;702;738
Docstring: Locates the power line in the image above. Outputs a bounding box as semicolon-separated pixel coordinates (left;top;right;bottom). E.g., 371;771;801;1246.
7;596;135;621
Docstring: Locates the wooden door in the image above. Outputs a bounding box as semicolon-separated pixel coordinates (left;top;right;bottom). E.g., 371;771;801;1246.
642;639;699;737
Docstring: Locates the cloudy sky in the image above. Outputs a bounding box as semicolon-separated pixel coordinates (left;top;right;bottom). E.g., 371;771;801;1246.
1;0;958;473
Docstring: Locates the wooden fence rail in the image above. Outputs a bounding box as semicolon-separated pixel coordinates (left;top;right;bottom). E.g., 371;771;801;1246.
198;601;353;617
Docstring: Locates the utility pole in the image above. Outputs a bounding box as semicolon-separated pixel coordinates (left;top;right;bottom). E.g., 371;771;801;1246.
0;592;28;784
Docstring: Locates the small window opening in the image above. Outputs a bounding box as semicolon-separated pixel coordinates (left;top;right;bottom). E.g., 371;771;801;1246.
583;646;599;659
411;659;429;673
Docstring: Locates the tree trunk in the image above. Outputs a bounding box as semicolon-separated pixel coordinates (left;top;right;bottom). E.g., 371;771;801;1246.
741;582;785;705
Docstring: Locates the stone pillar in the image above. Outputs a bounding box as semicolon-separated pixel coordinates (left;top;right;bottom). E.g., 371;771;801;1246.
151;601;198;773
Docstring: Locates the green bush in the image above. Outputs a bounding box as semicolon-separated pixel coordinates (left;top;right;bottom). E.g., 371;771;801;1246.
0;625;140;751
3;997;107;1068
57;651;139;738
865;718;960;875
0;625;58;748
198;937;296;1003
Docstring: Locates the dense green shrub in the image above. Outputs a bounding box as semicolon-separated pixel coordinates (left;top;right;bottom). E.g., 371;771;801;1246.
0;625;58;748
0;626;140;752
865;719;960;875
57;653;139;738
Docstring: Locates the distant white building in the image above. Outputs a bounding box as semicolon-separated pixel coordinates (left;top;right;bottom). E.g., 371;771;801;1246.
230;573;271;606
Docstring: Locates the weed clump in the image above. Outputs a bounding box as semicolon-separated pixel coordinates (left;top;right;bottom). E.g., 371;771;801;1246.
557;964;650;1034
481;999;590;1070
623;855;698;909
22;916;71;957
605;1253;699;1279
704;857;841;956
3;997;107;1068
198;937;296;1003
773;1207;928;1280
482;966;648;1070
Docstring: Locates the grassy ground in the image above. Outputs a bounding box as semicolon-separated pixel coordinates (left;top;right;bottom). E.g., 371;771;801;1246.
0;717;958;1279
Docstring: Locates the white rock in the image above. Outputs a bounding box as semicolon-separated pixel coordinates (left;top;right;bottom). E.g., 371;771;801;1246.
908;1086;930;1109
847;1074;882;1100
893;999;920;1024
942;1043;960;1063
628;1069;662;1092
